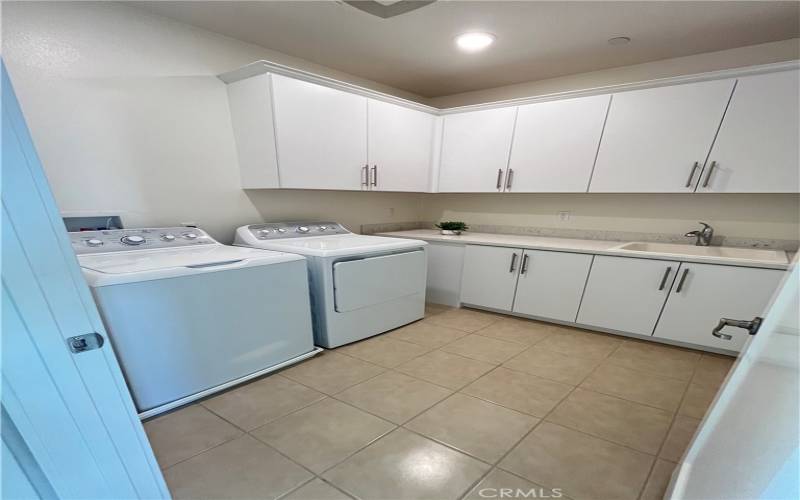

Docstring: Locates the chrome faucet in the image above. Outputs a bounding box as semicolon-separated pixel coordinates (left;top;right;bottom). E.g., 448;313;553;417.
685;222;714;246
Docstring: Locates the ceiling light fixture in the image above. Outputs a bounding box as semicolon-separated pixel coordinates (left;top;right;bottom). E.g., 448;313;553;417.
608;36;631;46
455;32;496;53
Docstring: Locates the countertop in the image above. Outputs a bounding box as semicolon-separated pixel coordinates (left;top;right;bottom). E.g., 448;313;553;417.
376;230;792;270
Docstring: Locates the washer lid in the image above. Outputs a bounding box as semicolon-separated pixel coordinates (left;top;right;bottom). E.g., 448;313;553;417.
79;246;304;286
237;234;427;257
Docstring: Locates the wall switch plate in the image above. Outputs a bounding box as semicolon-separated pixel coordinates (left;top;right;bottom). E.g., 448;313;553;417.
558;211;571;222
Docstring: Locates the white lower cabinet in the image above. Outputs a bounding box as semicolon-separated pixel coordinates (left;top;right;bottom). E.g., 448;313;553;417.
460;245;522;310
512;250;593;322
425;243;465;307
576;255;677;336
654;263;783;351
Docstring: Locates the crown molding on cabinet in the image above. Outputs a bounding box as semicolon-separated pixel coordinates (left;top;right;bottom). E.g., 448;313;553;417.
219;59;800;115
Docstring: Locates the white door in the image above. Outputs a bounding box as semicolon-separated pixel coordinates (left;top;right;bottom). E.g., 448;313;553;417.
425;242;465;307
589;79;735;192
512;250;593;322
507;95;610;192
367;99;434;192
1;66;168;498
438;107;517;192
460;245;522;310
699;70;800;193
271;74;367;190
668;265;798;500
577;255;676;335
654;263;784;352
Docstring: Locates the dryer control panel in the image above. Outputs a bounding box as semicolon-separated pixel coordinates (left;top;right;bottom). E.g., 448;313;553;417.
247;222;351;240
70;227;216;254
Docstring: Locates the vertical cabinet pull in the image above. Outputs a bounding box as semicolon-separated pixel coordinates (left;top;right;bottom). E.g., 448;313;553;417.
702;161;717;188
675;268;690;293
496;169;504;190
658;266;672;290
505;168;514;190
508;253;518;273
685;162;699;188
361;164;369;188
371;165;377;187
520;254;529;275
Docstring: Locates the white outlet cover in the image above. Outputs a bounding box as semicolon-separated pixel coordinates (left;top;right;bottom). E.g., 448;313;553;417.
558;211;571;222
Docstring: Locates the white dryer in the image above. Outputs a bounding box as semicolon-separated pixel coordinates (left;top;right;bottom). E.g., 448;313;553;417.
71;227;319;418
235;222;427;348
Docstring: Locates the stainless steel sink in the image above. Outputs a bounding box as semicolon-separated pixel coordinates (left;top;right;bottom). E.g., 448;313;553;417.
613;242;788;264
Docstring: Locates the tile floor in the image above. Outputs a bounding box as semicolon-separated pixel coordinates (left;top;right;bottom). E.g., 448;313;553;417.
145;304;734;500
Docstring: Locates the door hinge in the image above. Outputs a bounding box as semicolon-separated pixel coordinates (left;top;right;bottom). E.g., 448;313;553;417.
67;333;104;354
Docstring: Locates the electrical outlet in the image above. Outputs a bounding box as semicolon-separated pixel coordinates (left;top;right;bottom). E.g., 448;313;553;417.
558;211;571;222
387;207;395;217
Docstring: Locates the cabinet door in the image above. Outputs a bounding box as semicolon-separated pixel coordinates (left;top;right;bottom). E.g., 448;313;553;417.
577;255;676;335
589;79;735;193
425;242;465;307
654;263;783;351
438;107;517;192
508;95;610;192
271;74;367;190
699;70;799;193
367;99;434;192
512;250;593;322
460;245;522;310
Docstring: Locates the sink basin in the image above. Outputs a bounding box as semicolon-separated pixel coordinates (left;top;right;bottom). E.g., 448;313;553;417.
613;242;788;264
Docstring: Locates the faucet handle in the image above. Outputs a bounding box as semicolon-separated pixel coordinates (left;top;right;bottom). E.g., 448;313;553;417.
698;221;711;229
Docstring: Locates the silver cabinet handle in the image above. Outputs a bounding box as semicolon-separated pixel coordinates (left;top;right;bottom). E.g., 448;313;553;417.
712;316;762;340
702;161;717;188
496;169;504;190
508;253;518;273
658;266;672;290
361;164;369;187
371;165;377;187
675;268;690;293
505;168;514;190
520;253;529;275
685;162;699;188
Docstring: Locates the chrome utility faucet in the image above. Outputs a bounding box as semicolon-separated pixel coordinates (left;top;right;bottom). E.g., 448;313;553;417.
685;222;714;246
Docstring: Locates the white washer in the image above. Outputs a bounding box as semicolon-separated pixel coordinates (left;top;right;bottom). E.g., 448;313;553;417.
71;227;319;418
235;222;427;348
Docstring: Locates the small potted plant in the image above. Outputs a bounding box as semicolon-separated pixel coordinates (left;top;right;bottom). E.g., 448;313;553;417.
435;221;468;236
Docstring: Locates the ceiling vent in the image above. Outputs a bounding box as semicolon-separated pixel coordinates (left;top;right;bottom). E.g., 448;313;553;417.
341;0;437;19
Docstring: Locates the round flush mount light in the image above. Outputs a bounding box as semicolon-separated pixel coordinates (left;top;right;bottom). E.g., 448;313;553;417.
455;32;496;52
608;36;631;46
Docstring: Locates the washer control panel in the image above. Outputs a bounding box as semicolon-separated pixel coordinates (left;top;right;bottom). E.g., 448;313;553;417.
71;227;216;254
248;222;350;240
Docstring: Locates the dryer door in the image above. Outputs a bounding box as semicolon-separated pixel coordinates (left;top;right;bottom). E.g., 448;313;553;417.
333;250;426;312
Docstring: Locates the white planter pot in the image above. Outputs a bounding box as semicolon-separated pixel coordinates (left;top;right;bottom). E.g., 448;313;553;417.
440;230;462;235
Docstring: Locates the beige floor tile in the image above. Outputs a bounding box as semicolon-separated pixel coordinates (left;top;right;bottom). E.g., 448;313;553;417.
396;349;495;390
606;341;700;381
679;383;718;419
427;307;500;332
692;353;735;389
336;371;451;424
425;303;452;317
406;393;539;463
280;351;385;395
251;398;394;473
660;415;700;462
499;422;653;500
144;405;243;469
463;367;572;417
546;388;672;454
464;469;569;500
203;375;325;431
283;479;353;500
474;318;556;345
337;335;431;368
580;363;688;411
323;428;489;500
640;459;677;500
535;329;622;360
164;434;312;500
388;319;468;348
503;347;601;386
441;334;528;364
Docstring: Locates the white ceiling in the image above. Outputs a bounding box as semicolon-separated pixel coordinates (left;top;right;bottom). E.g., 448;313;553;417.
132;1;800;98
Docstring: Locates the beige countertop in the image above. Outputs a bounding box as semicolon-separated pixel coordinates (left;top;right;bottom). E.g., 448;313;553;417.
376;229;791;270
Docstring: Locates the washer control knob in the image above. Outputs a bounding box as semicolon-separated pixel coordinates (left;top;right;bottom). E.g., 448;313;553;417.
183;232;198;240
121;235;145;245
277;228;286;233
161;234;176;242
319;226;328;231
297;226;310;234
258;229;270;237
86;238;104;247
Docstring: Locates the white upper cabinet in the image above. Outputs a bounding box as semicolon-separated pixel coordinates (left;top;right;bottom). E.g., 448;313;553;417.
271;74;367;190
589;79;735;193
699;70;800;193
438;107;517;192
507;95;610;192
367;99;434;192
